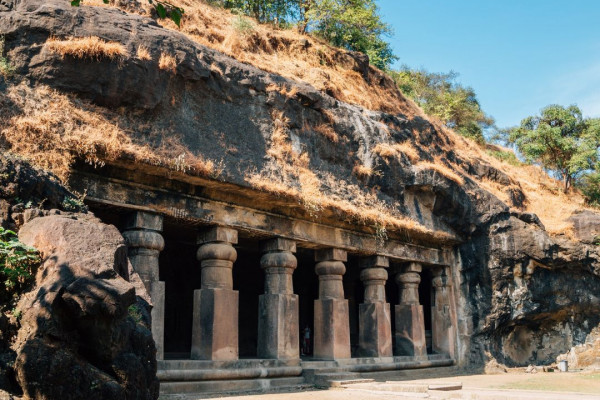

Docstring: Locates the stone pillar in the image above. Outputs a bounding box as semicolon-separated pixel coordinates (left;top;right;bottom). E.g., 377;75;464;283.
431;267;455;358
257;238;299;360
313;248;351;360
358;256;393;357
395;262;427;357
122;211;165;360
191;226;239;360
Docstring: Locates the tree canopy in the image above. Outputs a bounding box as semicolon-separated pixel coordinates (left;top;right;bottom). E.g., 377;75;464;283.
210;0;396;70
509;104;600;192
390;68;494;144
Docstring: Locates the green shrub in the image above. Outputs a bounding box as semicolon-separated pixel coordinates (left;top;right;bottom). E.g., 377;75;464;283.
0;36;14;77
0;227;40;300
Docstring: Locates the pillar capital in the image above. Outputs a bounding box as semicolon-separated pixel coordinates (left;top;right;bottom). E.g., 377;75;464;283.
124;211;163;232
197;227;238;290
122;230;165;251
432;266;451;289
315;248;347;262
260;237;296;253
260;238;297;294
197;226;238;245
359;255;389;269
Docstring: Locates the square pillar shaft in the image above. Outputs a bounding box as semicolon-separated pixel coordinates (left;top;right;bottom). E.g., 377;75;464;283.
192;226;239;360
258;294;299;359
395;304;427;357
359;302;392;357
191;288;239;360
432;270;455;358
314;298;351;360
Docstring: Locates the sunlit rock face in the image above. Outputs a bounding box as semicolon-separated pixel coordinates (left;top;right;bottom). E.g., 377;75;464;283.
0;0;599;389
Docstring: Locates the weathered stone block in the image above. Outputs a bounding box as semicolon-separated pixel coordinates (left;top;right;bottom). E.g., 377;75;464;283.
150;281;165;360
313;298;351;360
432;303;454;357
198;226;238;245
315;248;347;262
358;302;392;357
191;288;239;360
395;304;426;357
260;238;297;253
257;294;299;360
124;211;163;231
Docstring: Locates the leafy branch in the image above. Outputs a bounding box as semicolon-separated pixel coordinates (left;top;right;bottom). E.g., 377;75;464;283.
70;0;185;27
0;227;40;300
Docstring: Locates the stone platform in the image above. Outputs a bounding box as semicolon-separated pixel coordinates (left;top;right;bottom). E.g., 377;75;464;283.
158;355;455;395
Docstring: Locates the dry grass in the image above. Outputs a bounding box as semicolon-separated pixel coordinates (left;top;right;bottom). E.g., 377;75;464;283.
136;45;152;61
158;53;177;72
374;142;420;163
313;123;339;143
89;0;416;116
431;124;596;235
353;164;374;178
0;83;216;181
416;161;465;185
245;109;452;240
46;36;127;61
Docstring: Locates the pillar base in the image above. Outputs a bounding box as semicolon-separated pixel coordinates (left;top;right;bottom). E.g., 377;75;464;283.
314;298;351;360
191;288;239;360
358;302;392;357
149;281;165;360
257;294;299;360
395;304;426;357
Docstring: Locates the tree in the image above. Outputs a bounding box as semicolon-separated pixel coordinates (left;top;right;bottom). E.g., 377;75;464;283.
213;0;299;27
509;105;600;192
212;0;397;70
303;0;397;70
390;68;494;143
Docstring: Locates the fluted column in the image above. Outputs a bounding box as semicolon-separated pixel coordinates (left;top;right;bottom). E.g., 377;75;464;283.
313;248;351;360
122;212;165;359
257;238;299;359
191;226;238;360
395;262;427;357
432;267;455;357
358;256;392;357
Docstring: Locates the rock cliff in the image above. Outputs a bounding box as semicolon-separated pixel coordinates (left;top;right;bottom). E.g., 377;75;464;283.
0;0;599;392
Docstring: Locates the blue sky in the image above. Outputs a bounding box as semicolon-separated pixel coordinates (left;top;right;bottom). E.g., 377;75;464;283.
377;0;600;128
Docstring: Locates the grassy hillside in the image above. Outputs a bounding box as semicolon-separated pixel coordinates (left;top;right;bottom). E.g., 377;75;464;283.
1;0;595;239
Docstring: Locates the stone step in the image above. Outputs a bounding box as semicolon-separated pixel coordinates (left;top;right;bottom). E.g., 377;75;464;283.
158;365;302;381
159;376;307;395
428;382;462;391
329;378;375;388
311;372;363;388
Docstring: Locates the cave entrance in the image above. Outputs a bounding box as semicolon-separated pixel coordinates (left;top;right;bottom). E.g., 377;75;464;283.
345;255;362;357
419;267;433;354
294;247;318;358
233;238;262;359
160;221;199;359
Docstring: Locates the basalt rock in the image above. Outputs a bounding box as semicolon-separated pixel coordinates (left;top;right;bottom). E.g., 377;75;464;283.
7;212;158;400
0;0;599;378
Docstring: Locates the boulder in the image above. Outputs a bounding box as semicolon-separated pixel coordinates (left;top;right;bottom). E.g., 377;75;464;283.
11;214;158;400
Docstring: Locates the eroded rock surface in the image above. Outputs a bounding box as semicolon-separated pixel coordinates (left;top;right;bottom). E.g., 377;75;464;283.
0;0;599;377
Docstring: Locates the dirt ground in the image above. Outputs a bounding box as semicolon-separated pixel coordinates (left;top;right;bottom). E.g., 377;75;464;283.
162;370;600;400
